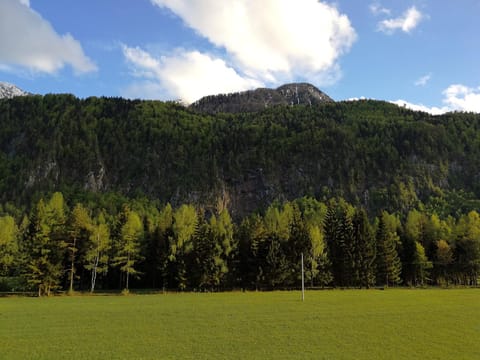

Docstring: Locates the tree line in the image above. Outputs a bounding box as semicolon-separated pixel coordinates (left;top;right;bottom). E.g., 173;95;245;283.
1;192;478;295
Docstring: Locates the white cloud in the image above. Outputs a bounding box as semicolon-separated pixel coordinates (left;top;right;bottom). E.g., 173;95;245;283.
443;84;480;113
415;73;431;87
150;0;356;85
122;45;263;103
391;100;449;115
0;0;96;74
370;3;391;16
391;84;480;115
378;6;424;34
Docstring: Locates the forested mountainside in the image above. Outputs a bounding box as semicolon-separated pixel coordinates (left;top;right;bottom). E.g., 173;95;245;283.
1;93;480;218
1;93;480;294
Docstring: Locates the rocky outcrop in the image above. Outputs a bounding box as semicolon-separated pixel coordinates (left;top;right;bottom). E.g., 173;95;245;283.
190;83;334;114
0;82;29;99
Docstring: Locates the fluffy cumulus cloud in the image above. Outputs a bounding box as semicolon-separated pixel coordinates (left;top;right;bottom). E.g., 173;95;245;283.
0;0;96;74
392;84;480;115
378;6;424;34
125;0;356;102
443;84;480;113
122;46;262;103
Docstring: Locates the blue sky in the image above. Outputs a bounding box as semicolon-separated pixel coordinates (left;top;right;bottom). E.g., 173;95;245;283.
1;0;479;113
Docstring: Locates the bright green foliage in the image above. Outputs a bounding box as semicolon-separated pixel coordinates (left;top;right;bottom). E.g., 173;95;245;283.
169;204;198;289
193;209;235;289
2;190;480;291
84;212;110;292
413;242;433;286
453;211;480;285
112;209;144;291
0;215;18;275
208;210;234;284
67;203;91;293
376;212;402;286
308;225;332;287
434;240;453;285
24;194;67;296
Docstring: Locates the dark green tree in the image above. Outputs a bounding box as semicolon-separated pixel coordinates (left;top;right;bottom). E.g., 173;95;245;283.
352;208;376;288
375;212;402;286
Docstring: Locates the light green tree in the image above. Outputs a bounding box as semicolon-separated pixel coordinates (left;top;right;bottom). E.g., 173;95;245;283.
67;203;91;294
413;242;432;286
0;215;18;276
25;193;68;296
308;225;332;287
170;204;198;290
112;210;144;292
84;212;111;292
434;239;453;285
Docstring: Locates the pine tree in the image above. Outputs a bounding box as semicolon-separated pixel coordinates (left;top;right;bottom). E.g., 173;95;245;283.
24;194;67;296
338;209;356;287
324;204;342;286
375;212;401;287
353;208;376;289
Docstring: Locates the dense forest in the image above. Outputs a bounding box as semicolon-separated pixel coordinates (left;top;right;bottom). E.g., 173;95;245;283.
0;94;480;294
0;192;479;295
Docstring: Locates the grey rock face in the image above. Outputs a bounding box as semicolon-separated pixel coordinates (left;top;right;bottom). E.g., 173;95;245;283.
0;82;29;99
190;82;334;114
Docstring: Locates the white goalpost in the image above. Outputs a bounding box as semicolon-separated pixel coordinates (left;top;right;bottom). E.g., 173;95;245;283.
301;253;305;301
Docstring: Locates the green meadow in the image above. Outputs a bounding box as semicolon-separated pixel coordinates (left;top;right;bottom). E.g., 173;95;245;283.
1;289;479;359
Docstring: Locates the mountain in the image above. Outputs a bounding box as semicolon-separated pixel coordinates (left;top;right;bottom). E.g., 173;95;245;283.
190;83;334;113
1;93;480;218
0;82;29;99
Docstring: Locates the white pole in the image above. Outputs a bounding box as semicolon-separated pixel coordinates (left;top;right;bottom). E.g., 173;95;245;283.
301;253;305;301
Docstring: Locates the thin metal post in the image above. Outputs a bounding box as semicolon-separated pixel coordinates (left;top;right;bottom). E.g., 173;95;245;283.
301;253;305;301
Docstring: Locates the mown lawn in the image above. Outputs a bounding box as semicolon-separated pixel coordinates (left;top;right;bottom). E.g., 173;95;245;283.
0;289;479;359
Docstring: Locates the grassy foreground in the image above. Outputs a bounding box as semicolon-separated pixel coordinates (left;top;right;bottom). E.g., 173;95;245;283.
0;289;479;359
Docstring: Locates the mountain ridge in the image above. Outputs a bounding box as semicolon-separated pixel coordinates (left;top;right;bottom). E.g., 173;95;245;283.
0;82;29;99
190;82;334;113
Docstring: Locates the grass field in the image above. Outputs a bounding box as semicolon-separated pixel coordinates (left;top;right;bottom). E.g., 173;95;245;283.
1;289;479;359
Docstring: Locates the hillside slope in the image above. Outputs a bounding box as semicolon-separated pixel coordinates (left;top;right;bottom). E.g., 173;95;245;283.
0;94;479;217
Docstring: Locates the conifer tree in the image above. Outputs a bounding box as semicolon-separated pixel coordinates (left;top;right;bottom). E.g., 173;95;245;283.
353;208;376;288
375;212;401;286
24;193;67;296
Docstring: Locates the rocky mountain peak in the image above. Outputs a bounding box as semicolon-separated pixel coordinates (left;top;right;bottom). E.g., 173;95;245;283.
190;82;334;114
0;82;29;99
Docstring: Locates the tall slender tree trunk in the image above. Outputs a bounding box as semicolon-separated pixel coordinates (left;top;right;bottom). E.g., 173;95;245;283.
69;236;76;293
126;251;130;290
90;234;100;292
